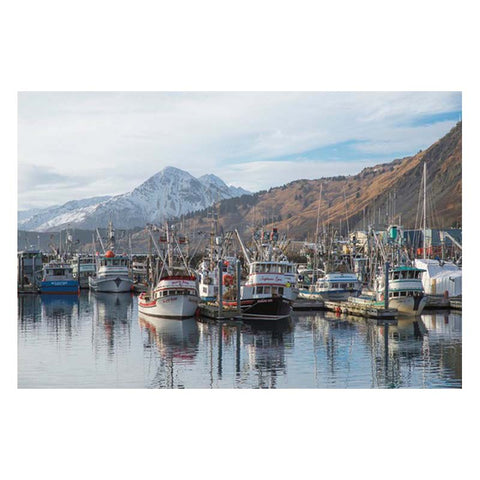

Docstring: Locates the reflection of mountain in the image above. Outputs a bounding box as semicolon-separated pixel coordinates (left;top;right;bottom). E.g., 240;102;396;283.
242;318;293;388
139;314;199;362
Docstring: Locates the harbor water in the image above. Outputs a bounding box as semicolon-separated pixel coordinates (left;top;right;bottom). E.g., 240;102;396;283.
18;291;462;388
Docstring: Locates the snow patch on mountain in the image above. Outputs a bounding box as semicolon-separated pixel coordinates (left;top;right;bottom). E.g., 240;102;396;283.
18;168;251;231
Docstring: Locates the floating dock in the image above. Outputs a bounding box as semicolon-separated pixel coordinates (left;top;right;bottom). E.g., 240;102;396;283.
292;299;325;311
449;298;462;310
18;285;39;294
197;302;242;320
425;295;462;310
293;297;397;319
323;299;398;319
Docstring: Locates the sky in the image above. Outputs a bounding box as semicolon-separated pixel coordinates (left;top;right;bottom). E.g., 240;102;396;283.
18;91;462;210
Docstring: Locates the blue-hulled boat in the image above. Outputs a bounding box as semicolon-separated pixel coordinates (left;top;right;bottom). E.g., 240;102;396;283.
39;261;79;294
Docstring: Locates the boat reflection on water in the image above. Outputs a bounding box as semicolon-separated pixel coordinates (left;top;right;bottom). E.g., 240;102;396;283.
91;291;134;325
242;317;294;388
18;294;42;325
40;294;79;320
421;310;462;383
380;318;428;349
139;313;200;388
91;291;134;356
421;310;462;339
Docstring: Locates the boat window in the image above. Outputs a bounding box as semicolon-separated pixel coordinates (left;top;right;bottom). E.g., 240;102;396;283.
53;269;65;275
278;287;284;295
332;283;338;289
256;286;263;294
272;287;278;295
264;286;271;295
392;272;400;280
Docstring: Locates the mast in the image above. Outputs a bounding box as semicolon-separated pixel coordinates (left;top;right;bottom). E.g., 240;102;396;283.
423;161;427;259
314;184;323;281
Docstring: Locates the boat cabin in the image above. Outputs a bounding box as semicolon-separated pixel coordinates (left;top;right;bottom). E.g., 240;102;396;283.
43;263;73;279
99;257;129;267
251;262;295;274
389;267;424;280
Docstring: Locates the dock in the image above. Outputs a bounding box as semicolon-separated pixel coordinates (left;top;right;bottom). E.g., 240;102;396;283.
449;298;462;310
292;299;325;311
293;297;397;319
197;302;242;321
323;299;398;319
18;285;39;294
425;295;462;311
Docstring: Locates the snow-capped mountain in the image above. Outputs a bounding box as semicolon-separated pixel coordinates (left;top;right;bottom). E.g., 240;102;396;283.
18;196;112;232
18;167;251;232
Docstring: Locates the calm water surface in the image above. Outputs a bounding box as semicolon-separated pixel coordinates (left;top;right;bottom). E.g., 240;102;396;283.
18;291;462;388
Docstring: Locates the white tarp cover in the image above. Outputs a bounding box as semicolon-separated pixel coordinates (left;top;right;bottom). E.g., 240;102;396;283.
414;259;462;296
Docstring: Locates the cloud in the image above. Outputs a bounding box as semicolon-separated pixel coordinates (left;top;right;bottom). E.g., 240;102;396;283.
18;92;461;208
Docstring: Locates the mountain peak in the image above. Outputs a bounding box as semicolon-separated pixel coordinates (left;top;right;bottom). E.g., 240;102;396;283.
18;167;251;231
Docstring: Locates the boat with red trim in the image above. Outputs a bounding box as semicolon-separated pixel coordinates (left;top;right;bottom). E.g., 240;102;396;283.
138;224;199;319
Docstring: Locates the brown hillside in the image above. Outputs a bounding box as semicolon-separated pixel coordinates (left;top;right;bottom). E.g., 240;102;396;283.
164;122;462;242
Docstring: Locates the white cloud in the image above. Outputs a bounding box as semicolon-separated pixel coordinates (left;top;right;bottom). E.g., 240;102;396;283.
18;92;461;208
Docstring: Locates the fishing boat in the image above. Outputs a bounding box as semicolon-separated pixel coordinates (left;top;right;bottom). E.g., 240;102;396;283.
233;228;298;318
72;254;96;288
131;259;148;292
18;249;43;288
375;265;427;316
138;225;200;319
196;208;238;302
299;271;362;301
239;260;298;317
88;222;134;293
39;261;79;294
88;250;133;292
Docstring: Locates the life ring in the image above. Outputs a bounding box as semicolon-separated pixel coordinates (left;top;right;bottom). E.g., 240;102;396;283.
223;274;234;287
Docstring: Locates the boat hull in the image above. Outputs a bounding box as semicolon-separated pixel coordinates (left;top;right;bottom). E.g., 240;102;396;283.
298;288;361;302
89;276;133;293
388;296;427;316
39;280;79;294
241;296;292;317
138;294;199;319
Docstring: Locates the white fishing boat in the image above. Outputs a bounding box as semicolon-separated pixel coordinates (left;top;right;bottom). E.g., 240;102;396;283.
131;259;148;292
198;256;236;302
375;265;427;316
299;271;362;301
88;250;133;293
138;225;200;319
